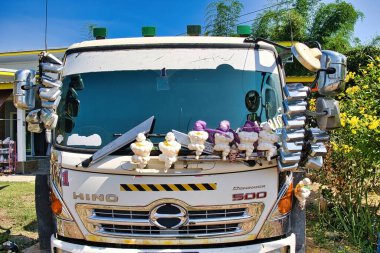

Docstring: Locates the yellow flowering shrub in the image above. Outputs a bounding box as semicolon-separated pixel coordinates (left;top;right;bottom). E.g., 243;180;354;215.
316;57;380;250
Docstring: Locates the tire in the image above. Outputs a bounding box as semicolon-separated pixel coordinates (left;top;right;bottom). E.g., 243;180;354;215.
35;173;54;252
291;172;306;253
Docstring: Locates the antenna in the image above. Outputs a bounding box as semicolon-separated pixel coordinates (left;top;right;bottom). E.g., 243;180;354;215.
44;0;49;51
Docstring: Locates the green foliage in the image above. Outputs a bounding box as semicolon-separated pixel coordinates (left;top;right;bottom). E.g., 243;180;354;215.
251;0;362;51
316;54;380;251
310;1;363;52
205;0;243;36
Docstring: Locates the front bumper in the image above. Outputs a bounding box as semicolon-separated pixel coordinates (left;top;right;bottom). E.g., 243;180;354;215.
51;233;295;253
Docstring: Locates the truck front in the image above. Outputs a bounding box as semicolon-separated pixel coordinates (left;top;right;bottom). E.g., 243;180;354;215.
13;35;346;253
49;36;296;253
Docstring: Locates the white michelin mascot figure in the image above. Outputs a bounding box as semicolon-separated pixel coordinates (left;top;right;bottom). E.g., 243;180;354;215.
295;178;312;209
188;120;209;160
238;131;258;160
257;122;279;161
159;132;181;172
213;120;235;160
131;133;153;169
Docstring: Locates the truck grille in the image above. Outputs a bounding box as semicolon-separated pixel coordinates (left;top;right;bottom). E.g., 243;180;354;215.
76;201;264;238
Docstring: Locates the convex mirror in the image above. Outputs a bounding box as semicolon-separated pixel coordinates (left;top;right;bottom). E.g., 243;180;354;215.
13;70;36;110
316;97;341;130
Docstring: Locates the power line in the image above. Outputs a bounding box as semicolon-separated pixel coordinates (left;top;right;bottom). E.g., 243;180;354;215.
176;0;293;36
238;0;292;18
236;7;296;26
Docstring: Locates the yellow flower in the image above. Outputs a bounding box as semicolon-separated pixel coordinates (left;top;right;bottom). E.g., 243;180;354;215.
331;142;338;151
359;107;365;114
346;86;360;95
348;116;359;127
367;62;374;69
345;71;356;82
351;129;357;134
369;120;380;130
363;85;369;89
309;98;316;111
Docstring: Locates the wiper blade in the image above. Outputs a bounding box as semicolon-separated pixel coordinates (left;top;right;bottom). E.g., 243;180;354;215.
80;116;154;167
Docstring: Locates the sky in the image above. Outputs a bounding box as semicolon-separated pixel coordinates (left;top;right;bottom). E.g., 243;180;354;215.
0;0;379;52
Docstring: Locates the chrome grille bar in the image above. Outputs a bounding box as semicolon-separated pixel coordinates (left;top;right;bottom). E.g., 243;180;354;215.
76;201;264;239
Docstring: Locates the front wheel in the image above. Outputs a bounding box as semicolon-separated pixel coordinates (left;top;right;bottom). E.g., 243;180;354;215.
291;172;306;253
35;173;55;251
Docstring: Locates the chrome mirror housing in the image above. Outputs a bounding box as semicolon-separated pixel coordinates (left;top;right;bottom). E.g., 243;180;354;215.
41;52;63;65
40;108;58;129
318;50;347;96
305;156;323;170
28;123;44;133
316;97;341;130
42;75;63;88
39;87;62;101
13;70;36;110
26;109;41;124
41;96;61;110
40;62;63;74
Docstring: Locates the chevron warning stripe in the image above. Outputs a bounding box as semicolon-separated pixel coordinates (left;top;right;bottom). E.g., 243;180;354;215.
120;183;217;191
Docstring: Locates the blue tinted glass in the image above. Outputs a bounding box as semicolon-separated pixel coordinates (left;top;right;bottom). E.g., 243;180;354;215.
57;66;281;148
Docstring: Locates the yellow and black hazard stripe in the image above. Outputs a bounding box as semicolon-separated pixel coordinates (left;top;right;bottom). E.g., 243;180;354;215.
120;183;217;192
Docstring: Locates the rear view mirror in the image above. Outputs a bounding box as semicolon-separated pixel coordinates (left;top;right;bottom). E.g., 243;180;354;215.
13;70;36;110
316;97;341;130
318;50;347;96
245;90;260;112
69;75;84;90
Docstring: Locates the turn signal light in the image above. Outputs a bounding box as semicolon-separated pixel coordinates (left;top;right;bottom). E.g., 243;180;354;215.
278;183;293;214
50;191;63;215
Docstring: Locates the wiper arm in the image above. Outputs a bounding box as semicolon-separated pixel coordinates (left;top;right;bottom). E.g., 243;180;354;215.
80;116;155;168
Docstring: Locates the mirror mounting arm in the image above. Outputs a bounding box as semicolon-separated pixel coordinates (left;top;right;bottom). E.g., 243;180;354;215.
304;110;328;117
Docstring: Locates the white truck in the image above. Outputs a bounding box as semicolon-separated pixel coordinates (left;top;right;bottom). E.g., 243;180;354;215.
13;29;346;253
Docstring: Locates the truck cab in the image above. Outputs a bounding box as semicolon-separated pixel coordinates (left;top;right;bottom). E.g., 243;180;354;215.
14;35;346;253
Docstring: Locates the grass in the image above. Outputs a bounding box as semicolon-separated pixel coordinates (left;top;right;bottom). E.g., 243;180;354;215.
305;184;361;253
0;181;38;250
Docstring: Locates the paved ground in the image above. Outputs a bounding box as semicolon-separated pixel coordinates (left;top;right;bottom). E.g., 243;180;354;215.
0;174;35;182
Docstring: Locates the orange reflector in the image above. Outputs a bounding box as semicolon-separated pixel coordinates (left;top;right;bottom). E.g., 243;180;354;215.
278;183;293;214
50;191;63;215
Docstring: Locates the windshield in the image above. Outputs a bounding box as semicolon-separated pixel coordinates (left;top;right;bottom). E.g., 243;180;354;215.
55;47;283;149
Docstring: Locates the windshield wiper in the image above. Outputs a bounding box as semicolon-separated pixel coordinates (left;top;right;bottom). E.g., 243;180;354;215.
80;116;155;168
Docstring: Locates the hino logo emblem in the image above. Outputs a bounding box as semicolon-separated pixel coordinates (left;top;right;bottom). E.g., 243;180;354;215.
149;203;188;229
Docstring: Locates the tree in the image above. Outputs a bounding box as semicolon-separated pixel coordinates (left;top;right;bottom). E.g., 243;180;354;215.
205;0;243;36
251;0;363;52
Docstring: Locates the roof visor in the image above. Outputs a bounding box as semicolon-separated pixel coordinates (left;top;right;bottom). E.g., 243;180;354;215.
63;48;278;76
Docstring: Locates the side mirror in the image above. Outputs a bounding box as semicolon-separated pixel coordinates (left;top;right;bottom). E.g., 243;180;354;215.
39;87;62;101
318;50;347;96
13;70;36;110
40;108;58;130
26;109;44;133
41;96;61;110
316;97;341;130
